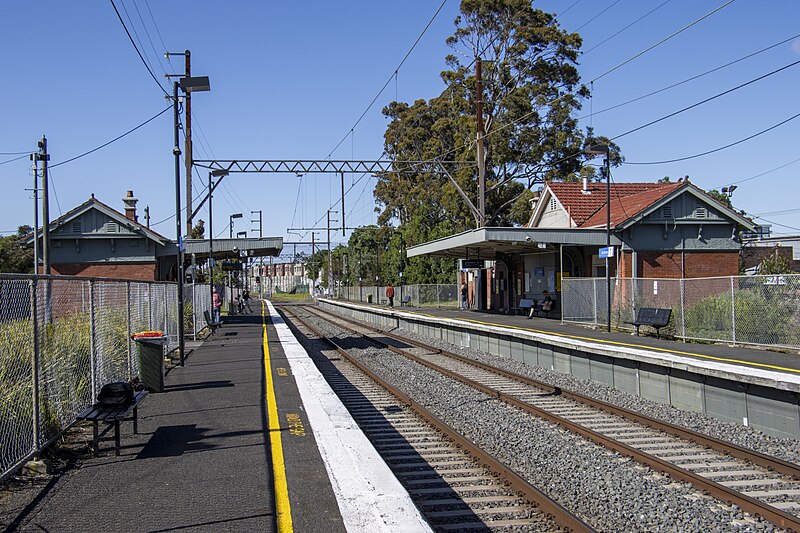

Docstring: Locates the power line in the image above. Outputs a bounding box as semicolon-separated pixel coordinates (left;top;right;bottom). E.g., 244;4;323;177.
752;216;800;233
711;156;800;190
574;0;622;33
0;154;30;166
325;0;449;159
582;33;800;122
588;0;736;84
0;151;30;155
624;111;800;165
51;105;171;168
582;0;673;55
108;0;169;96
611;59;800;142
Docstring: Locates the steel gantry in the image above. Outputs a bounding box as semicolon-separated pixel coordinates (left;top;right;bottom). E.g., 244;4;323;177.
192;158;483;229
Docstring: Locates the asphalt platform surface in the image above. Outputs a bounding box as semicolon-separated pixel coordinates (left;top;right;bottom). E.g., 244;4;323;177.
3;307;346;533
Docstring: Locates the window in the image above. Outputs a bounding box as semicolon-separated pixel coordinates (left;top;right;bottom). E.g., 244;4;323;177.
549;198;558;211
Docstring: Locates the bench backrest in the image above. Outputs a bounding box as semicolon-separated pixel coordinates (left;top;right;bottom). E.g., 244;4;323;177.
636;307;671;326
518;298;534;308
203;310;213;324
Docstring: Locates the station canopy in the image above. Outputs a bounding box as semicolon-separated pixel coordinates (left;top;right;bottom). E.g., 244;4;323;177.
406;227;621;259
184;237;283;259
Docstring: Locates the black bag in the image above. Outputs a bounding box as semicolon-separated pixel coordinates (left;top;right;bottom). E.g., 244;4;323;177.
97;382;134;407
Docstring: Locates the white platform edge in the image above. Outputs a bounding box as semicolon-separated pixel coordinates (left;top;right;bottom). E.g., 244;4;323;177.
267;301;432;533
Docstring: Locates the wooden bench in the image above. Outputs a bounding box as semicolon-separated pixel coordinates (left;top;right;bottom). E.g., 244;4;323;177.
511;298;535;316
76;389;148;456
625;307;672;339
400;295;411;306
204;310;222;334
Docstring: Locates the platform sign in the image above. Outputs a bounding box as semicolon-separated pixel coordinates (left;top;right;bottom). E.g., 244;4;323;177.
599;246;614;259
463;259;484;269
221;260;243;271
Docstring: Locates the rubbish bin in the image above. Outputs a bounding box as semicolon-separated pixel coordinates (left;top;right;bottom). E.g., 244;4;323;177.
132;335;167;392
367;294;373;303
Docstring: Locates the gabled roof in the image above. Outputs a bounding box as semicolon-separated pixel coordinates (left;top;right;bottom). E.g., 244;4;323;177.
25;196;169;244
581;182;682;228
534;180;755;232
542;181;675;227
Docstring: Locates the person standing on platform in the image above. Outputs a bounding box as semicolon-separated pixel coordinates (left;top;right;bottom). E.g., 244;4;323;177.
212;288;222;322
243;287;253;313
386;284;395;307
460;282;468;309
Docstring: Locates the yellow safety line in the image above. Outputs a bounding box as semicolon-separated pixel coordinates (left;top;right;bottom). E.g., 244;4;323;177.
400;308;800;375
262;301;293;532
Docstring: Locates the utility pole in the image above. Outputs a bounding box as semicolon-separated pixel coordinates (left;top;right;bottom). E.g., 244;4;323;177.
144;206;151;228
36;136;51;275
29;154;40;273
475;57;486;228
165;49;194;236
327;210;332;292
184;50;193;237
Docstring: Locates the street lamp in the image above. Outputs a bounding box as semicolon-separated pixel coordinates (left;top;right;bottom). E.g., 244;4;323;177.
585;143;612;333
208;169;229;318
173;74;211;366
230;213;243;238
721;185;737;198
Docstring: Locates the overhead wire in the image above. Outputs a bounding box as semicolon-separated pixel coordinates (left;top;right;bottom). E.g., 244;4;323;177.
624;111;800;165
588;0;736;84
108;0;168;96
581;0;673;55
50;105;171;168
324;0;449;159
0;154;30;166
711;156;800;190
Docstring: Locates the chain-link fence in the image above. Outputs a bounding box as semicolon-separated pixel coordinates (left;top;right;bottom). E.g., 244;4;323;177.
0;274;183;481
335;284;459;308
562;274;800;349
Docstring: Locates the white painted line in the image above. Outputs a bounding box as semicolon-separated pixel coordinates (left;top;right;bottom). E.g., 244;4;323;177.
266;301;432;533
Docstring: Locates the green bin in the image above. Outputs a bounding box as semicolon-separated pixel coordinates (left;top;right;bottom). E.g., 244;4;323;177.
133;336;166;392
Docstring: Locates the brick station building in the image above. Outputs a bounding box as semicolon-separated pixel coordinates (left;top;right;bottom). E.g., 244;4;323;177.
407;178;755;313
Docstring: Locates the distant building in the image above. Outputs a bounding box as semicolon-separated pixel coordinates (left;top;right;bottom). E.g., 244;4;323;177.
27;191;176;281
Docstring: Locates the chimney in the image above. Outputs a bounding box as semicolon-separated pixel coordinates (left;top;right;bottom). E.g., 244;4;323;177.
581;177;591;194
123;190;138;222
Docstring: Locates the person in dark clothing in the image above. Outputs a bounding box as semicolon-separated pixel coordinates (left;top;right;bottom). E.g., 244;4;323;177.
460;282;468;309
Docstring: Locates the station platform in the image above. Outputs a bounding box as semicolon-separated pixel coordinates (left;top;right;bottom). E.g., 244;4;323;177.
4;301;430;533
325;298;800;384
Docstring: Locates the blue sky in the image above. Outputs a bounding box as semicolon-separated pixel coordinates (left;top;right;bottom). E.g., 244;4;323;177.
2;1;799;256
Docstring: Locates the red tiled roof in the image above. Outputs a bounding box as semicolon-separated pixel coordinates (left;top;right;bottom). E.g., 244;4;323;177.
546;181;682;228
580;182;683;228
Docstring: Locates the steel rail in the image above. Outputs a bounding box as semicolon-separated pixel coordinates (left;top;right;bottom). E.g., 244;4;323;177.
305;304;800;531
279;305;593;533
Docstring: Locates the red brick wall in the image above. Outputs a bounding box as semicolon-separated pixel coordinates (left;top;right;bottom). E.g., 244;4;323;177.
636;251;738;279
52;262;157;281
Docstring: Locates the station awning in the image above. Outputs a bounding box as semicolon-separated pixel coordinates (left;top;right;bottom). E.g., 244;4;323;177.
184;237;283;259
406;227;621;259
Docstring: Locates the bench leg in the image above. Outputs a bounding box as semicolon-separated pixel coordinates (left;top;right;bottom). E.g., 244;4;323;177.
114;420;121;456
634;325;640;336
92;421;99;456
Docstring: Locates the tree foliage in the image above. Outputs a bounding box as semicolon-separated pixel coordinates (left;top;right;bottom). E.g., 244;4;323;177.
190;220;205;239
0;226;34;274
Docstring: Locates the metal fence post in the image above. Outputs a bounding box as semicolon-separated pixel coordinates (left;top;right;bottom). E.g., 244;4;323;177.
148;284;153;331
731;276;737;345
126;281;133;379
191;283;197;342
593;278;598;326
680;278;686;340
89;280;97;402
30;278;41;458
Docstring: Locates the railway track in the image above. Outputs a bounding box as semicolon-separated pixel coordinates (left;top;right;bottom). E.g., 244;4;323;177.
279;304;590;532
302;303;800;531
